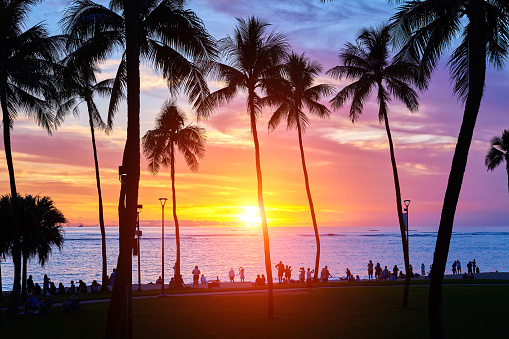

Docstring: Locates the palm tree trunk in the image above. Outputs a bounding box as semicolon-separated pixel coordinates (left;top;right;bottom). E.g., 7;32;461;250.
1;91;22;318
22;254;27;299
170;143;181;284
86;101;108;292
428;7;486;338
249;92;273;319
382;111;410;308
106;0;140;336
296;121;320;281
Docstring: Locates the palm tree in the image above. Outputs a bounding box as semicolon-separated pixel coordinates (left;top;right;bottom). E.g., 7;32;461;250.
0;0;62;317
61;0;216;334
265;52;334;282
56;60;116;292
0;194;66;299
485;130;509;191
327;25;420;308
195;16;289;318
391;1;509;336
142;101;206;283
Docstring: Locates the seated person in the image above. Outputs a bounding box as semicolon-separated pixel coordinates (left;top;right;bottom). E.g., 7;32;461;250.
25;293;40;313
348;275;355;282
201;274;207;284
390;273;396;281
34;283;42;295
155;276;163;284
261;274;266;285
169;277;175;287
63;295;80;312
254;274;262;286
78;280;87;294
41;293;54;312
399;271;405;279
49;282;57;294
355;275;361;282
58;282;66;294
70;281;76;294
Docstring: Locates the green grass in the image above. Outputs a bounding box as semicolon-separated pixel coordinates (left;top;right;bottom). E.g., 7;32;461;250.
2;284;508;338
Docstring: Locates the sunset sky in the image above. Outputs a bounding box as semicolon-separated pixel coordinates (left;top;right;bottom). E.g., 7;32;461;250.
2;0;508;228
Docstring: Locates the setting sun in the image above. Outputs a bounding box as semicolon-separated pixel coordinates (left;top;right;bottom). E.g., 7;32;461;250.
239;206;261;227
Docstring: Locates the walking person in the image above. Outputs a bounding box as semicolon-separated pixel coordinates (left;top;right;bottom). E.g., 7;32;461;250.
192;266;200;288
345;268;352;280
375;263;382;281
367;260;374;281
285;265;292;283
229;268;235;283
467;261;472;274
306;268;314;288
457;260;462;274
275;261;285;283
393;265;399;280
239;267;245;283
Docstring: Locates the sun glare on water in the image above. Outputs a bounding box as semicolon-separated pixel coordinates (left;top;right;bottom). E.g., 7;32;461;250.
240;206;261;227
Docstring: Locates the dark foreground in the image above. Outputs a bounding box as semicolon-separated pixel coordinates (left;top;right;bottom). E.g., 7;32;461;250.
2;284;508;338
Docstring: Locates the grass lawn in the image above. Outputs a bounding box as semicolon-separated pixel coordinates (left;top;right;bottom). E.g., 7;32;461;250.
2;284;508;338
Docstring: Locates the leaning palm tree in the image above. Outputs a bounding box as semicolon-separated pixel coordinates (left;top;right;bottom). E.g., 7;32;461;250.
391;1;509;336
265;52;334;282
56;60;116;292
195;16;289;318
327;25;420;308
61;0;216;334
485;130;509;191
142;101;206;283
0;0;62;317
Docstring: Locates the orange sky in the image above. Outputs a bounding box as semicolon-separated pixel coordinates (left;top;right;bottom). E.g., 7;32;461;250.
1;0;508;228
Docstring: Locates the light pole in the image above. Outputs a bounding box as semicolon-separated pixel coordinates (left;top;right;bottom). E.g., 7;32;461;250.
136;204;143;291
159;198;167;296
404;199;411;274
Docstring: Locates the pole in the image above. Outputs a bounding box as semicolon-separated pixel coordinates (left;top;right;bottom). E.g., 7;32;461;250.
159;198;167;296
137;207;142;291
162;203;165;295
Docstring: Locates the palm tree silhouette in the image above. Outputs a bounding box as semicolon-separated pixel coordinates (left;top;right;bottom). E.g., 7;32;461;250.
265;52;334;282
485;130;509;191
0;194;66;299
56;60;116;292
195;16;289;318
0;0;62;317
327;25;420;307
391;1;509;335
62;0;216;333
142;101;206;284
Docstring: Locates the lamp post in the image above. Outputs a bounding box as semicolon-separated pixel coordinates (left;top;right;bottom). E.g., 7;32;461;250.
159;198;168;296
403;199;411;275
136;204;143;291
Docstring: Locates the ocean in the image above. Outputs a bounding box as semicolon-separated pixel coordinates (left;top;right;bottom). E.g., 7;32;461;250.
2;226;508;291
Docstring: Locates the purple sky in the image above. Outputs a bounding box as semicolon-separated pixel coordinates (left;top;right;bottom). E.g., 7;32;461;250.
3;0;507;228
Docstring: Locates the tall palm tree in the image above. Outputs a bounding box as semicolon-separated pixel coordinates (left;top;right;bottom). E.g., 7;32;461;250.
56;60;116;292
485;130;509;191
0;0;62;317
265;52;334;282
391;1;509;336
195;16;289;319
327;25;420;307
61;0;216;334
142;101;206;283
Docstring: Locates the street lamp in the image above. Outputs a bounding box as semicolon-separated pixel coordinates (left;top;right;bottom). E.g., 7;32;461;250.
403;199;411;242
159;198;168;296
136;204;143;291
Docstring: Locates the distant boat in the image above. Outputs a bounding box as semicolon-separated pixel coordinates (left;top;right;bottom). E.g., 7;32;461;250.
78;224;84;227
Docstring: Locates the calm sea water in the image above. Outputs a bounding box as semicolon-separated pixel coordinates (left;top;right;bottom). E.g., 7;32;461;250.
2;226;508;290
